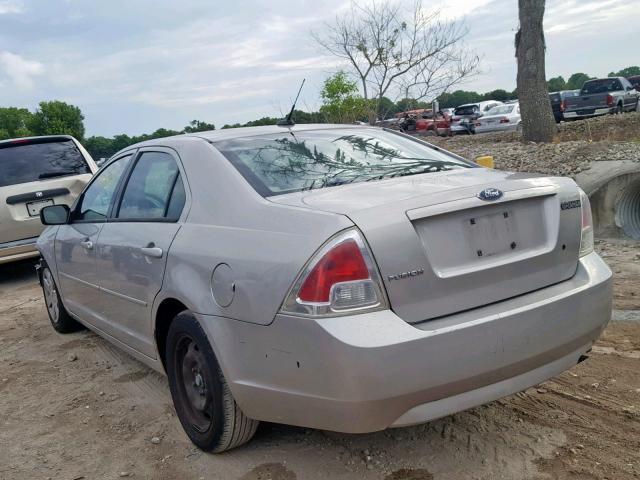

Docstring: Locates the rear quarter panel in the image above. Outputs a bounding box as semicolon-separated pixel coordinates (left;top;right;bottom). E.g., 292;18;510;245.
156;138;353;326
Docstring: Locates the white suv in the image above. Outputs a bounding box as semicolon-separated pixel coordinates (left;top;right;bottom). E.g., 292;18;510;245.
0;135;97;264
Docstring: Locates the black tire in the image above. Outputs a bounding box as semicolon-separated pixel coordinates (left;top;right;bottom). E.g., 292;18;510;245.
41;265;83;333
166;312;258;452
616;103;623;114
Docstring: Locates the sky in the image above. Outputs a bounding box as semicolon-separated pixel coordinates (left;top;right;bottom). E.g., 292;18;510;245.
0;0;638;137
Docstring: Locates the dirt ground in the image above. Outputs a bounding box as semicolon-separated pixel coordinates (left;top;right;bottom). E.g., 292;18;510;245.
1;239;639;480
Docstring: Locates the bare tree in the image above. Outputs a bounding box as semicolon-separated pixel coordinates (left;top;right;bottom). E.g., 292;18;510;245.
515;0;556;142
313;1;479;122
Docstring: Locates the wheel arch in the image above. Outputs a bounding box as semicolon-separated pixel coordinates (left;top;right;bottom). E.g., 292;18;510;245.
154;297;190;371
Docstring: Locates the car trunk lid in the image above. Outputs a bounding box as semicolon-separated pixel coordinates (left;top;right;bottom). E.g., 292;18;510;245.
270;169;583;323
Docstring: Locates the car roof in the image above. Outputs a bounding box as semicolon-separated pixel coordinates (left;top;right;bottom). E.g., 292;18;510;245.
116;124;376;154
0;134;77;146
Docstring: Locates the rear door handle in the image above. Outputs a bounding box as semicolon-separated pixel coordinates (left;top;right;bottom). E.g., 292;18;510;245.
140;245;163;259
80;240;93;250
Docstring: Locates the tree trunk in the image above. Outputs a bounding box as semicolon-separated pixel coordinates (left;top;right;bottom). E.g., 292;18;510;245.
515;0;556;142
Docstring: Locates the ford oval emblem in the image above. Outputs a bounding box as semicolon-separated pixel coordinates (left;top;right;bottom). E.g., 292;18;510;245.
478;188;503;201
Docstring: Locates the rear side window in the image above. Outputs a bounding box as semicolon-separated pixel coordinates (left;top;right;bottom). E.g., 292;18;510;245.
117;152;185;221
0;138;90;187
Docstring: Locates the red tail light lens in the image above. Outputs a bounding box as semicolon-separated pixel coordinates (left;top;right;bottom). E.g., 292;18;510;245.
281;229;387;317
298;239;368;302
606;94;614;106
560;100;566;112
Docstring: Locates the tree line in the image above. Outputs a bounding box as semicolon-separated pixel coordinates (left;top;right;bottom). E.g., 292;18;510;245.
1;63;637;159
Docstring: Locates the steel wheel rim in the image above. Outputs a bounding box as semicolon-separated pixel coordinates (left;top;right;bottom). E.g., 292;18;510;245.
43;269;59;323
175;335;214;433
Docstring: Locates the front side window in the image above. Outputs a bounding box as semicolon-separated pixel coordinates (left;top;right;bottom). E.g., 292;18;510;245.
215;129;473;197
76;155;131;222
0;138;91;188
117;152;184;220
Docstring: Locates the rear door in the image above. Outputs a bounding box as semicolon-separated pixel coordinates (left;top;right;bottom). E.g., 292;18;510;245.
94;149;187;356
0;137;94;246
55;154;132;323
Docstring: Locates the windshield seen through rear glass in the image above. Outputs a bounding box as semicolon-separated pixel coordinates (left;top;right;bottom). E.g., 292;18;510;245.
454;105;477;116
215;128;473;197
0;138;90;187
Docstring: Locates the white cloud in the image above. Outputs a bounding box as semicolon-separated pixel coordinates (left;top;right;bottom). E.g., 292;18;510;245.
0;0;23;14
0;51;43;89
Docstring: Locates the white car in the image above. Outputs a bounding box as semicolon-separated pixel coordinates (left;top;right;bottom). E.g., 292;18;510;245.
475;103;521;134
450;101;504;134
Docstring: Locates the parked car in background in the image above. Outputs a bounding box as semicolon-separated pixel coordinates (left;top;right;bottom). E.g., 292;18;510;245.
0;135;97;264
474;103;521;133
395;109;451;136
450;101;503;135
563;77;639;119
549;90;580;123
628;75;640;92
36;124;611;453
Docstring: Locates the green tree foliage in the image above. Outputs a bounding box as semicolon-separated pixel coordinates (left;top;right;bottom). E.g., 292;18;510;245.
547;76;567;92
608;66;640;77
394;98;429;114
0;128;10;140
436;90;483;108
481;89;512;102
319;72;369;124
183;120;215;133
0;107;34;138
29;101;85;140
566;73;594;90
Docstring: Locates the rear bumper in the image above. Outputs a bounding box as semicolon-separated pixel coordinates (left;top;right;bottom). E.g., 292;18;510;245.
475;123;519;134
563;107;613;118
0;237;40;265
200;252;612;433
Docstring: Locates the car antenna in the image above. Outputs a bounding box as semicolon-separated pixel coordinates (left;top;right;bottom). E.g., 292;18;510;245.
277;79;305;127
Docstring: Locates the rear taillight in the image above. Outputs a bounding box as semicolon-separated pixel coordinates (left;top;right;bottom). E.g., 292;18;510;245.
606;94;614;106
579;189;594;257
560;100;566;112
499;118;510;124
281;229;387;317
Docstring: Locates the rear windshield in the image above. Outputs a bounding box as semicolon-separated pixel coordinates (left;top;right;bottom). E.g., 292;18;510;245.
454;105;478;116
580;79;622;95
215;129;473;197
486;105;514;115
0;138;90;187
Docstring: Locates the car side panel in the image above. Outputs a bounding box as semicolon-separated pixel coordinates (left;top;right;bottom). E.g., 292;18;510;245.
153;138;353;326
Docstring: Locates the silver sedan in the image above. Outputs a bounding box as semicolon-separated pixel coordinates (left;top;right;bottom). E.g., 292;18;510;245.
475;103;522;133
36;125;612;452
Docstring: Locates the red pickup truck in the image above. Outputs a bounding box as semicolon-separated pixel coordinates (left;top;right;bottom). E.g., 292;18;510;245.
395;109;451;136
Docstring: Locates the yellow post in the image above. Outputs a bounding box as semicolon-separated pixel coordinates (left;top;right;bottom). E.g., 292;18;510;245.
475;155;494;168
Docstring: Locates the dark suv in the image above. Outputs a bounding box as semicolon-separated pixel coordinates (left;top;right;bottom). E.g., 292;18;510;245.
549;90;580;123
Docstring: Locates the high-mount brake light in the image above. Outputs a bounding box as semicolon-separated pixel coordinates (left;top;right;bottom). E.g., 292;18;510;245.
280;229;388;317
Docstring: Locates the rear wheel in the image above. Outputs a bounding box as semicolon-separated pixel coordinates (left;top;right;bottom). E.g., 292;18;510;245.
166;312;258;452
616;103;623;114
41;266;83;333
